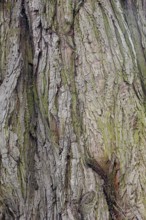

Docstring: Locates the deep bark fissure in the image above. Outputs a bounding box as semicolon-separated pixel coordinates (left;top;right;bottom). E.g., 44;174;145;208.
19;0;39;209
86;156;126;220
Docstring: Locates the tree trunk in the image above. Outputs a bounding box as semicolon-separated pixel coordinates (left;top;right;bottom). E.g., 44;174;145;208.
0;0;146;219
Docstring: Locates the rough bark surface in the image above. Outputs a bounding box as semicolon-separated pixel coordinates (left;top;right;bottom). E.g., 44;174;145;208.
0;0;146;219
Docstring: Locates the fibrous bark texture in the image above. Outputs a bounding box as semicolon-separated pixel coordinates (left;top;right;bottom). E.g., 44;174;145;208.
0;0;146;219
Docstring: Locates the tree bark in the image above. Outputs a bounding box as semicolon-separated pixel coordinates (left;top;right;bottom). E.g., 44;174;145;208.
0;0;146;219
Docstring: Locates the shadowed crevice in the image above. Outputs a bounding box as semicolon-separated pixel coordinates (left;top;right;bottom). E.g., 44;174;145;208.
86;157;125;220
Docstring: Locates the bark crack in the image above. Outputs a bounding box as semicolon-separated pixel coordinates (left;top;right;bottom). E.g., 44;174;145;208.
86;156;126;220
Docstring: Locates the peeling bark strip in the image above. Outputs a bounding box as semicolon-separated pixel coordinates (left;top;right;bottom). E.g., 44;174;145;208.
1;0;146;219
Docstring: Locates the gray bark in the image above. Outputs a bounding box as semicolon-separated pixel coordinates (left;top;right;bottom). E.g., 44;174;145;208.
0;0;146;219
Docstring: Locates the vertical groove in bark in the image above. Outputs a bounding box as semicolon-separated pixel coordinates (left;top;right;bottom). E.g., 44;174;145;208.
86;155;125;220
